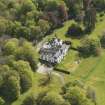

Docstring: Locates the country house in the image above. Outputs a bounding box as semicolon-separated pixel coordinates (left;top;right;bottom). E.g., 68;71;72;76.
39;38;70;64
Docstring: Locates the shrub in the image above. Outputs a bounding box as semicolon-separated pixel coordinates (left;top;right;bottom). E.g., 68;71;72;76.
22;95;37;105
100;32;105;48
3;38;19;55
39;73;52;86
12;60;33;93
0;69;21;102
0;97;5;105
78;38;101;57
40;92;69;105
63;87;93;105
22;91;69;105
16;40;37;71
22;91;47;105
86;87;97;104
67;24;83;37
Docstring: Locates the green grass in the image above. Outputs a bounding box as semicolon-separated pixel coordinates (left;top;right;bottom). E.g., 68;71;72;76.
12;73;63;105
42;20;81;48
71;52;105;105
56;50;79;72
89;14;105;39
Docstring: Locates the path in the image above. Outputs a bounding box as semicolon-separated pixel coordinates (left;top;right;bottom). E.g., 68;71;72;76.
36;41;45;51
37;63;65;85
37;63;53;74
53;72;65;85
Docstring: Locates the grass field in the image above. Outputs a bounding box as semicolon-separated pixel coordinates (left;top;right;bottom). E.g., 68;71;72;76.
55;50;79;72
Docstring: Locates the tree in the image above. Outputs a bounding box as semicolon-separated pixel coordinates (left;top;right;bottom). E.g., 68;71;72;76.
30;25;42;41
16;40;37;70
18;0;36;16
38;19;50;35
35;0;48;11
100;32;105;48
40;92;70;105
93;0;105;12
58;4;68;22
83;0;92;10
79;37;101;57
47;12;59;28
0;18;8;36
84;5;96;33
0;97;5;105
11;21;22;37
0;0;19;19
45;1;58;12
12;60;33;93
86;87;97;105
63;86;93;105
67;23;83;37
39;73;52;86
19;26;30;39
22;91;47;105
22;91;70;105
22;95;37;105
3;38;19;55
0;67;21;102
64;0;82;19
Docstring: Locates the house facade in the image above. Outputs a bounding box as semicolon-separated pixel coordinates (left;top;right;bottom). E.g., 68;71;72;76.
40;38;70;64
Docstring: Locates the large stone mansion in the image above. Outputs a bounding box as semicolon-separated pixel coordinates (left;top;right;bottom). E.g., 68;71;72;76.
39;38;71;64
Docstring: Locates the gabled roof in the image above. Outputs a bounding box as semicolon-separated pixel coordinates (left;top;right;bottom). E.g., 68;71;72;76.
40;38;71;60
40;38;63;54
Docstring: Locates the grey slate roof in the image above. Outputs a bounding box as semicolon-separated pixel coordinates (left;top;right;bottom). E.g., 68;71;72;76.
40;38;70;63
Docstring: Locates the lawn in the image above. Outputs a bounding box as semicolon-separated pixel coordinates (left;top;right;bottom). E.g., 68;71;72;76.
55;50;79;72
71;52;105;105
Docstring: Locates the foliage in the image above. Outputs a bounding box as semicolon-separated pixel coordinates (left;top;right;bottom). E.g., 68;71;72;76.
79;37;101;57
0;0;105;105
67;23;83;37
0;38;37;103
39;73;52;86
63;86;93;105
0;0;68;41
93;0;105;12
2;38;38;71
64;0;82;19
22;91;70;105
0;97;5;105
22;94;37;105
16;40;37;70
100;32;105;48
86;86;97;104
84;5;96;33
0;65;21;102
12;60;33;93
3;38;19;55
40;92;70;105
0;18;9;36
